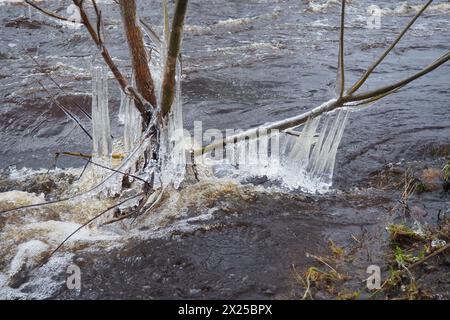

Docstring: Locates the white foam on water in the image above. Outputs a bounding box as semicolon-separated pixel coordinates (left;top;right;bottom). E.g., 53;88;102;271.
8;240;49;280
0;253;74;300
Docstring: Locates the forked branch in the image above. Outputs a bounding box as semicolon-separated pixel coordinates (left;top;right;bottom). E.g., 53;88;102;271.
348;0;434;95
344;51;450;104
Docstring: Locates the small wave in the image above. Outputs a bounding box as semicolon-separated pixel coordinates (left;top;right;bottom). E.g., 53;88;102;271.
306;0;341;13
210;42;285;54
380;2;450;16
215;12;281;27
185;11;281;35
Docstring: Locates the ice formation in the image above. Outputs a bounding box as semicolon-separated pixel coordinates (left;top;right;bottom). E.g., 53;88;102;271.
144;12;186;189
158;62;187;189
123;75;142;152
118;89;128;125
91;65;112;163
216;109;350;192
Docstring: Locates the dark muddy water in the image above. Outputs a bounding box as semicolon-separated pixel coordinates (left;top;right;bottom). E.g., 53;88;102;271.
0;0;449;299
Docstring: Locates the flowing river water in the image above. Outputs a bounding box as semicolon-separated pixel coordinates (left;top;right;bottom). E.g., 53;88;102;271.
0;0;449;299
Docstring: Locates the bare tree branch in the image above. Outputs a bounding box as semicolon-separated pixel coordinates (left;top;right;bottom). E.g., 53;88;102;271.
161;0;189;119
344;51;450;103
37;80;92;140
118;0;157;112
71;0;151;125
337;0;345;98
24;0;71;22
348;0;434;95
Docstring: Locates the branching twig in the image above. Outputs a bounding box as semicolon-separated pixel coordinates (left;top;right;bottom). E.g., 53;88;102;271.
343;51;450;104
197;1;449;155
348;0;434;95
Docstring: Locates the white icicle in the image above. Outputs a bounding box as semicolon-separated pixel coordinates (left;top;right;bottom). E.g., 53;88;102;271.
123;74;142;152
306;109;349;184
159;61;186;188
91;65;112;163
200;107;349;193
118;90;128;125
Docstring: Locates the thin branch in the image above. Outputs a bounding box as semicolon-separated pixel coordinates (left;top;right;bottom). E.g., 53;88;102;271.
348;0;434;95
344;51;450;103
139;19;162;49
161;0;189;118
91;0;103;44
24;0;71;22
409;243;450;269
197;98;340;155
59;152;152;189
37;80;92;140
163;0;170;45
337;0;345;98
47;193;144;259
